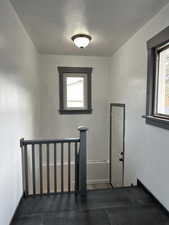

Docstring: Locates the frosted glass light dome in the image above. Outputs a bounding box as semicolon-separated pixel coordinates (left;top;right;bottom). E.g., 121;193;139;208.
71;34;92;48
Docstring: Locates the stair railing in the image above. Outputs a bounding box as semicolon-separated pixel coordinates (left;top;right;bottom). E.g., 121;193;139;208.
20;127;87;197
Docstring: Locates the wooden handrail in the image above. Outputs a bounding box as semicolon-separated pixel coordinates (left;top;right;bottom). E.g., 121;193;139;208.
20;138;80;146
20;127;87;197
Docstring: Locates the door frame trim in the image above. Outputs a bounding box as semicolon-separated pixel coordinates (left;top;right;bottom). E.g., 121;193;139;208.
109;103;125;186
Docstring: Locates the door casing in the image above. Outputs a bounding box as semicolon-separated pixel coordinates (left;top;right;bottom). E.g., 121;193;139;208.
109;103;125;186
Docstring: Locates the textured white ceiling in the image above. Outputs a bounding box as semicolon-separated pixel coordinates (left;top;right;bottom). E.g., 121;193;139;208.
11;0;169;56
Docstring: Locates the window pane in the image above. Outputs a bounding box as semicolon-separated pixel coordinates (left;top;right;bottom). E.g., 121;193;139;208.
66;77;84;108
157;47;169;115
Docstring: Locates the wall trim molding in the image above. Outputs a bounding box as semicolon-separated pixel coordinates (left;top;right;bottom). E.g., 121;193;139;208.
42;160;109;167
72;178;109;185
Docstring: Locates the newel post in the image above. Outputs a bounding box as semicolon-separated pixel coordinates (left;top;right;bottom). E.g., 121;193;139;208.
78;126;88;197
20;138;26;197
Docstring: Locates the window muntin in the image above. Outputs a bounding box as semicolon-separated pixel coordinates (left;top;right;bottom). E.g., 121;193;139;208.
155;44;169;117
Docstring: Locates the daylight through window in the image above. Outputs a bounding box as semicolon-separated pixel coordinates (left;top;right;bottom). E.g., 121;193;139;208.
66;77;84;108
155;45;169;117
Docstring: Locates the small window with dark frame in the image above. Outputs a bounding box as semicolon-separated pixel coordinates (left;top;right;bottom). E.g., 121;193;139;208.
145;25;169;129
58;67;92;114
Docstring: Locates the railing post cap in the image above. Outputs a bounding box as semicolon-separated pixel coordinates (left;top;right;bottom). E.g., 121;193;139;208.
78;126;88;131
20;138;24;147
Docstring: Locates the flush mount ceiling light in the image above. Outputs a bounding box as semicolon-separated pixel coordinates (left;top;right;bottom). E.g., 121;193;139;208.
71;34;92;48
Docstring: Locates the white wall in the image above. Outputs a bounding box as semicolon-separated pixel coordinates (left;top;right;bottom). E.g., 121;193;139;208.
0;0;40;224
39;55;110;182
110;2;169;210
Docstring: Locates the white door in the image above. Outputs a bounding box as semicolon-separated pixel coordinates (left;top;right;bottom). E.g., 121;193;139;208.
110;104;125;187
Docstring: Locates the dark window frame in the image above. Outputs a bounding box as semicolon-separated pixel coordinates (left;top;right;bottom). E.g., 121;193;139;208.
145;25;169;129
58;66;92;114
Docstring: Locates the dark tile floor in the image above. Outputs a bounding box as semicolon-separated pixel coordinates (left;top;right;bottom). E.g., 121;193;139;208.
11;187;169;225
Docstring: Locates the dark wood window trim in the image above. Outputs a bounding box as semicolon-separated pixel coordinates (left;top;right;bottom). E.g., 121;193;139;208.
144;25;169;130
58;67;92;114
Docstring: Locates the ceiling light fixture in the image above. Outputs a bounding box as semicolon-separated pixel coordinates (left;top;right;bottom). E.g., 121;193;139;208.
71;34;92;48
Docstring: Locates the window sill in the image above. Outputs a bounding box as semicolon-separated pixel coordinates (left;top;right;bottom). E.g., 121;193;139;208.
59;109;93;114
143;115;169;130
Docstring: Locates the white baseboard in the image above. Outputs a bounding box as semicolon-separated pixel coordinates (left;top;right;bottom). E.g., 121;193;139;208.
87;179;109;184
87;160;109;182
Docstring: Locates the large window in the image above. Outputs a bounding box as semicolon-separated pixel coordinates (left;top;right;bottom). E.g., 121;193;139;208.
58;67;92;114
145;25;169;129
155;45;169;117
